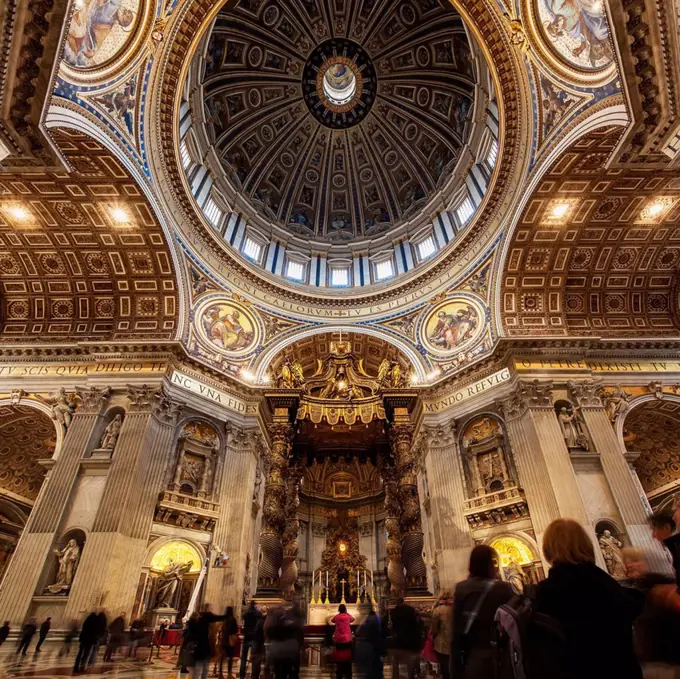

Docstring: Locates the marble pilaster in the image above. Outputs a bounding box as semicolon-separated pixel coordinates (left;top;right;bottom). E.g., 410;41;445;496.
64;385;181;620
0;387;109;624
570;380;670;573
422;422;473;587
203;426;259;611
500;380;604;568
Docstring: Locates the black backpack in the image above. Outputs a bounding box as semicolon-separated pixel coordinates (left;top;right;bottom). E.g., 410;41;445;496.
494;594;568;679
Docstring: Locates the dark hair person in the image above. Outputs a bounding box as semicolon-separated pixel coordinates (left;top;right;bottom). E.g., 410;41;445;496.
535;518;644;679
451;545;513;679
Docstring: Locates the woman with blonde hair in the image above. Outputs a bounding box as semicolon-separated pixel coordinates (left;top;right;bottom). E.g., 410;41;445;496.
535;518;643;679
430;589;453;679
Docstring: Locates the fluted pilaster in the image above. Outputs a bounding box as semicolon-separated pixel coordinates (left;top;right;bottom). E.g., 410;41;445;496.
0;387;109;624
204;426;259;611
65;385;182;619
500;380;603;568
423;422;473;586
570;380;670;573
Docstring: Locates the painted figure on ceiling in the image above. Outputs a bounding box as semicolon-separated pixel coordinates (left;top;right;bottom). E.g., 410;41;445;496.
64;0;135;67
542;0;612;67
429;305;478;350
202;306;253;351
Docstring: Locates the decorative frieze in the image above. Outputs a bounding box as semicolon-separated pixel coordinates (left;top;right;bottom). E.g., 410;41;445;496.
463;486;529;528
155;490;219;532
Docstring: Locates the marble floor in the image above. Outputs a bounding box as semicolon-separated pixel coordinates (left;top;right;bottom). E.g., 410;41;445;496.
0;644;351;679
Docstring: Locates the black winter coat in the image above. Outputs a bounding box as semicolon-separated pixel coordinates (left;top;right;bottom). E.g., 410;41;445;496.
534;562;644;679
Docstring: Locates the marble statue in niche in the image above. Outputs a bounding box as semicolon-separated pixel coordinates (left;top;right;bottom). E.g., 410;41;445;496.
45;539;81;594
154;560;193;609
503;558;526;594
462;416;511;497
99;414;123;451
555;402;589;450
598;530;625;579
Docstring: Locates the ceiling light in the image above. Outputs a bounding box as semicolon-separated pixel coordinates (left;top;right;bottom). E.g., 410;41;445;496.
427;368;442;381
647;201;665;217
551;202;570;219
4;204;30;221
240;368;255;382
109;206;130;224
261;373;271;384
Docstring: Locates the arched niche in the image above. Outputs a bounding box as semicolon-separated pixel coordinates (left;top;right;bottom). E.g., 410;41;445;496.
553;398;590;452
88;405;126;459
459;414;516;498
488;532;544;591
170;419;221;498
618;394;680;512
135;538;205;623
41;527;87;597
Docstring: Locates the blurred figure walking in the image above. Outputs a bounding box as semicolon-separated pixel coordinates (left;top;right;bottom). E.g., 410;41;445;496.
534;518;643;679
192;604;228;679
0;620;10;648
103;612;125;662
16;618;37;656
220;606;239;679
388;598;423;679
74;612;99;672
58;620;78;657
35;617;51;652
355;608;383;679
451;545;513;679
240;601;262;679
430;591;453;679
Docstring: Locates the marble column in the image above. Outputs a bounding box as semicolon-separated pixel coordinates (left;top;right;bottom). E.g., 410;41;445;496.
422;421;473;587
499;380;603;568
204;426;260;612
0;387;110;624
64;385;182;620
389;408;429;595
256;414;293;595
570;380;670;573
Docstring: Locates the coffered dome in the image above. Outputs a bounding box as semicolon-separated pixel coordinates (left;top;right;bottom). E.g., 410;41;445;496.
180;0;498;289
199;0;476;241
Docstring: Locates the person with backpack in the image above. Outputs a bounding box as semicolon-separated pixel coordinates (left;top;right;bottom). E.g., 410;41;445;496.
532;518;644;679
451;545;513;679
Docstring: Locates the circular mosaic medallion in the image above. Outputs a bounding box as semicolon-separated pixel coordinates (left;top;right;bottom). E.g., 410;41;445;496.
420;297;486;357
535;0;613;72
195;299;259;357
302;39;377;129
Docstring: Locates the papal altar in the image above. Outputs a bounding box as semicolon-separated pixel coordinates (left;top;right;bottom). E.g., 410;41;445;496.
307;602;365;626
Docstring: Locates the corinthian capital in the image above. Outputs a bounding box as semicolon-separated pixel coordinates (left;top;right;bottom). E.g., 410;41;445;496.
498;379;553;420
424;420;457;448
152;386;183;425
568;380;604;408
226;423;262;452
75;386;111;413
126;384;160;411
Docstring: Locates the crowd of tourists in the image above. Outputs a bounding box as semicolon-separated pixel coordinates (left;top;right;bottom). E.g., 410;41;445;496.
4;511;680;678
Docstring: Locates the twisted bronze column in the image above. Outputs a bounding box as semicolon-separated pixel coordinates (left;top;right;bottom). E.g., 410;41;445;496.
389;417;429;594
256;420;293;593
280;462;303;596
380;461;406;598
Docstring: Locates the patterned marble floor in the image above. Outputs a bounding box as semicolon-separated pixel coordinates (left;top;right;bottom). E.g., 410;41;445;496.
0;644;359;679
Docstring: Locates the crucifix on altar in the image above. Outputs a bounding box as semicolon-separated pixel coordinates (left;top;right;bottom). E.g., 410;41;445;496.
340;578;347;604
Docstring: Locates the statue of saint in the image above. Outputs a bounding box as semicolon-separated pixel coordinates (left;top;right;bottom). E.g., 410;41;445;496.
154;561;193;609
38;388;77;429
599;530;626;579
503;558;526;594
47;539;81;593
252;465;263;503
603;385;630;423
558;406;588;449
99;414;123;451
